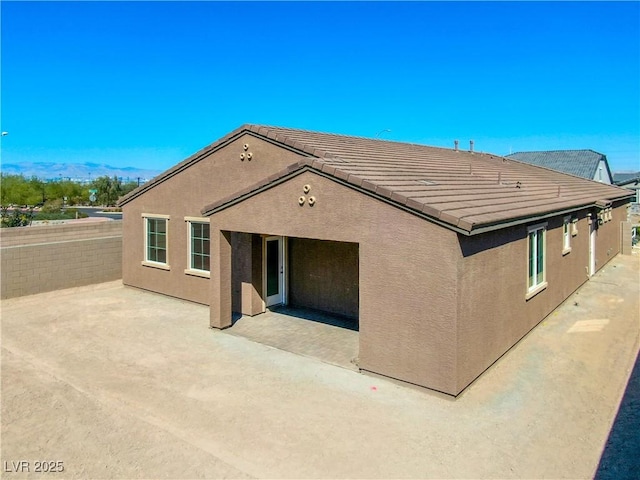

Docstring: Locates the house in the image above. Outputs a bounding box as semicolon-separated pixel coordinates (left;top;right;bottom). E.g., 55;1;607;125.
613;172;640;211
118;125;633;396
506;150;613;184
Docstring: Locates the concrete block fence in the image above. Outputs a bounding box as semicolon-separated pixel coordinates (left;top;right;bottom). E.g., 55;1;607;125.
0;221;123;299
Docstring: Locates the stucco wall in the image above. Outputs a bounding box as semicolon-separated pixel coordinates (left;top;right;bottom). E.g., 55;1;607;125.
592;200;627;271
455;203;627;393
121;133;304;304
288;237;359;319
119;132;631;396
208;170;461;395
0;221;122;299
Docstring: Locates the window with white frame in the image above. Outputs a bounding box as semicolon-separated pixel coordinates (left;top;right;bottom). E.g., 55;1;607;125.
144;215;169;266
186;219;210;274
562;216;571;254
527;224;546;294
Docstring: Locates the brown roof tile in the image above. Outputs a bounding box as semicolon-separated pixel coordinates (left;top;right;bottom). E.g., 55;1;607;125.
346;174;365;187
334;169;350;181
360;180;377;193
241;125;630;228
390;192;410;205
125;124;633;234
320;164;337;175
376;186;394;199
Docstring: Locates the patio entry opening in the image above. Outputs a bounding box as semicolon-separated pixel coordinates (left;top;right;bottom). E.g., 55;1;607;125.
286;237;359;329
229;236;359;369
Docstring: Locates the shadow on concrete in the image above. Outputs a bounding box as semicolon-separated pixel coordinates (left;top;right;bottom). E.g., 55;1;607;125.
226;305;359;370
595;349;640;480
270;305;359;331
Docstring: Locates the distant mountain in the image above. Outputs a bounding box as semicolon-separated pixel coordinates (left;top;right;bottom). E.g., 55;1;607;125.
0;161;162;182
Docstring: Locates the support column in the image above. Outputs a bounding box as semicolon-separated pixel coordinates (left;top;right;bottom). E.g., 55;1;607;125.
210;230;232;329
234;233;264;316
249;234;265;314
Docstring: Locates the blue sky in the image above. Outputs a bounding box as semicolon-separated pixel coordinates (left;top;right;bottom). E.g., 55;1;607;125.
2;1;639;173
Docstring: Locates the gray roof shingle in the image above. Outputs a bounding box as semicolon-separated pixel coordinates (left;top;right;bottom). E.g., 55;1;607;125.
613;172;640;185
506;150;610;181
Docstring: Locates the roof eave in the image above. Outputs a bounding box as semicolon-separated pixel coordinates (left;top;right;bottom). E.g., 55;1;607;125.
201;163;631;237
465;193;633;235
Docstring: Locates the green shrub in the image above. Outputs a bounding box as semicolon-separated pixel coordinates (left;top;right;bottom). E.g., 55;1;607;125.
33;209;88;221
41;199;63;213
1;207;34;227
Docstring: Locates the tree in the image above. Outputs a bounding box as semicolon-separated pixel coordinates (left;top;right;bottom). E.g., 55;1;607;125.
108;175;122;206
0;174;44;206
28;177;47;205
92;175;122;206
121;181;138;197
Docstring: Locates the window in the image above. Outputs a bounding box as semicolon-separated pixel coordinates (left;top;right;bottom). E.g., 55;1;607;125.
185;217;210;277
527;223;547;297
142;214;170;269
562;217;571;254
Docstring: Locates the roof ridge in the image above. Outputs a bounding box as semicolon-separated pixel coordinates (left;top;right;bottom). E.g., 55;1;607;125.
509;149;604;156
244;123;465;155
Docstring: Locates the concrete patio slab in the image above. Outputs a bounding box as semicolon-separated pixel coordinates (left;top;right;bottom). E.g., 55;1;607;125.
1;253;638;479
226;306;359;370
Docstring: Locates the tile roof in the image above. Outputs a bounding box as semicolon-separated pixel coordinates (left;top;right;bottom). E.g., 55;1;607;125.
505;150;610;181
120;125;633;235
613;172;640;185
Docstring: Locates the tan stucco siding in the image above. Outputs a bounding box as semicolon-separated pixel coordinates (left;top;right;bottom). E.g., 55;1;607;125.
593;201;627;271
288;238;359;319
455;204;626;393
209;170;461;395
121;134;305;304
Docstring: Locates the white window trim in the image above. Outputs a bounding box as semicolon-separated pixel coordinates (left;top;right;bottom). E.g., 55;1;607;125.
142;214;170;270
526;222;547;300
142;213;170;219
562;216;572;255
571;218;579;237
184;217;210;278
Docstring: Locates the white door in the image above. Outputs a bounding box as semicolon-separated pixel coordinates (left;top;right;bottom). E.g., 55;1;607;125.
589;219;596;276
265;236;285;307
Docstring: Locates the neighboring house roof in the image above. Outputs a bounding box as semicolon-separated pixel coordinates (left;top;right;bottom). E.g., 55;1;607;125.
505;150;612;183
613;172;640;186
120;125;633;235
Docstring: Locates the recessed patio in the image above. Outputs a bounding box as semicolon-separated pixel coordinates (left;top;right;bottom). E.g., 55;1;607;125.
225;306;359;370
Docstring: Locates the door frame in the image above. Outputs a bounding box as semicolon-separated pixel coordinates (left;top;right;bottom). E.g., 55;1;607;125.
263;236;287;307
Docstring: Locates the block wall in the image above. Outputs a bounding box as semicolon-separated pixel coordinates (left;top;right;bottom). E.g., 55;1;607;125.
0;222;122;299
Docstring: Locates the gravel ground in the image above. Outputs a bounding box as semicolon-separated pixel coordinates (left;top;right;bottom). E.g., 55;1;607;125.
1;253;638;479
